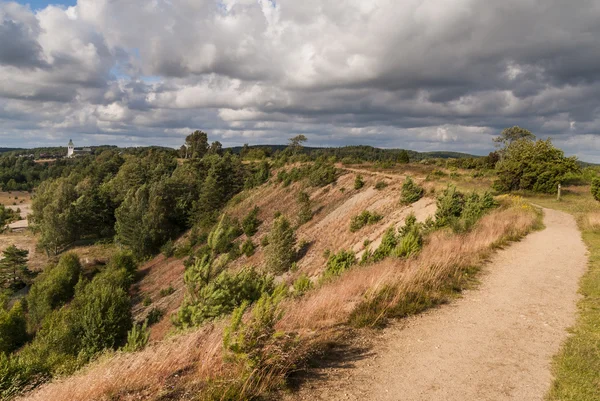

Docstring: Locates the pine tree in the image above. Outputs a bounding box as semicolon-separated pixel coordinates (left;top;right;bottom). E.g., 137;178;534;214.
265;216;296;273
0;245;31;289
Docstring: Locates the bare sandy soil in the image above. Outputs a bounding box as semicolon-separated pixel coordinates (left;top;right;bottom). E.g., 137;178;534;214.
286;208;588;401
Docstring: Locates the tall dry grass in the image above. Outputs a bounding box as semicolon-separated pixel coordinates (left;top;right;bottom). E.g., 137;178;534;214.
583;211;600;231
19;200;539;401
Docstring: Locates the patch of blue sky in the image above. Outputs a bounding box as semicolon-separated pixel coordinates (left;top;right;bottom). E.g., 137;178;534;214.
14;0;77;11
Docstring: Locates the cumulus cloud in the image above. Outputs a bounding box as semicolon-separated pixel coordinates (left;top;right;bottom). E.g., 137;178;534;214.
0;0;599;161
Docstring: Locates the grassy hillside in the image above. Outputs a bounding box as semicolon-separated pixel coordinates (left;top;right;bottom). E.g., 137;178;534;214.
15;163;540;401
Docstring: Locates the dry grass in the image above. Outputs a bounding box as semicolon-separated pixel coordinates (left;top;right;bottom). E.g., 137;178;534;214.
0;191;31;206
17;325;226;401
279;200;539;331
583;211;600;231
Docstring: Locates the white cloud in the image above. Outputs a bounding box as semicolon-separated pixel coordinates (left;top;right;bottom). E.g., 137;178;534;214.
0;0;600;161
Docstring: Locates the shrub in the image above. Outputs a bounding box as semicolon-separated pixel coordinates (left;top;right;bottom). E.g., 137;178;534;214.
241;239;256;257
374;181;388;190
400;177;424;205
434;185;465;227
176;267;273;328
393;229;422;258
297;191;312;225
324;250;356;278
260;235;269;247
207;215;243;256
308;159;337;187
354;175;365;190
106;251;137;287
27;253;82;330
146;307;164;325
122;321;149;352
160;240;175;257
371;226;399;262
293;274;313;295
142;296;152;306
73;271;133;357
265;216;296;274
0;301;27;355
242;206;261;237
592;178;600;201
159;286;175;297
349;210;383;232
222;286;292;372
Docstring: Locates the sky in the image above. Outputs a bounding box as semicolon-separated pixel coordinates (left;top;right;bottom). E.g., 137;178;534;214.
1;1;600;161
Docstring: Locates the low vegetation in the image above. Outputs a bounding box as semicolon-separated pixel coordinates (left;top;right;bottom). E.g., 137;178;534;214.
349;210;383;232
400;176;424;204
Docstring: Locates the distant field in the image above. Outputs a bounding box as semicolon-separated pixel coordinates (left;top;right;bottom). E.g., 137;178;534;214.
0;191;31;206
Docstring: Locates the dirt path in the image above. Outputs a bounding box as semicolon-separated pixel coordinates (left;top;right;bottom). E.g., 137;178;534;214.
288;208;588;401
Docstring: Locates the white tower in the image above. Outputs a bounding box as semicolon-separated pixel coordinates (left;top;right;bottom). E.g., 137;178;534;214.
67;139;74;158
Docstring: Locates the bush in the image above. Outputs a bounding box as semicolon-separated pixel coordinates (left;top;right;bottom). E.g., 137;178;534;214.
260;235;270;247
308;159;337;187
122;321;149;352
223;286;292;372
160;240;175;257
434;187;497;232
242;206;261;237
392;229;422;258
265;216;296;274
374;181;388;190
349;210;383;232
434;185;465;227
241;239;256;257
297;191;312;225
176;267;273;328
293;274;313;295
400;177;424;205
324;250;356;278
142;296;152;306
27;253;82;330
208;215;244;255
592;178;600;201
371;226;399;262
146;307;164;325
159;286;175;297
354;175;365;190
106;251;137;287
0;301;27;355
73;271;133;357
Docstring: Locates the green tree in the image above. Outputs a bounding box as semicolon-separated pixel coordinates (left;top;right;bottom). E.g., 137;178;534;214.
494;139;580;193
493;126;536;148
0;245;31;289
184;130;210;159
265;216;296;273
397;150;410;164
288;135;307;155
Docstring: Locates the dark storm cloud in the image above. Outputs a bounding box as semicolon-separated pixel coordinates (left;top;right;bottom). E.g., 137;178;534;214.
0;17;48;68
